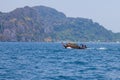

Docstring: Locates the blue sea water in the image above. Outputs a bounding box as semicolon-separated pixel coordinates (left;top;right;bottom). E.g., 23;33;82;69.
0;42;120;80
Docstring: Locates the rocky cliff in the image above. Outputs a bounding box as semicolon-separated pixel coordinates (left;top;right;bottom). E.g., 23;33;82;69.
0;6;119;42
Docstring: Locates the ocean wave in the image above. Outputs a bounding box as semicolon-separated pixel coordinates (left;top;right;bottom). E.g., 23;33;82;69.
87;47;120;51
87;47;107;50
97;47;107;50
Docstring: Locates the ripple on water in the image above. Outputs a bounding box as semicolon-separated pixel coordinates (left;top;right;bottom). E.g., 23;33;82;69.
0;42;120;80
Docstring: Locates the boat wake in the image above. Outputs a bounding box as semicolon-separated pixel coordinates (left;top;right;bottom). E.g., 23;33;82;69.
87;47;107;50
87;47;120;51
66;47;72;49
97;47;107;50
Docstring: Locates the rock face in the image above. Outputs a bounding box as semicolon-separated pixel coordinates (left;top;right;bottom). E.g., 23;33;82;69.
0;6;119;42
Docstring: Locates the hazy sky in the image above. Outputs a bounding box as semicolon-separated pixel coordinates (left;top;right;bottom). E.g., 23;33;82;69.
0;0;120;32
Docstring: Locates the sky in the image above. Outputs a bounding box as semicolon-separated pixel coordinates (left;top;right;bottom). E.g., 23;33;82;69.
0;0;120;33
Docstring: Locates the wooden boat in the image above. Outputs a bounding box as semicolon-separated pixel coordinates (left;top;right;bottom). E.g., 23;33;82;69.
62;42;87;49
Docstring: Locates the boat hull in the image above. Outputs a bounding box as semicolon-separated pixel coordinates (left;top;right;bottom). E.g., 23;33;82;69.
63;45;87;49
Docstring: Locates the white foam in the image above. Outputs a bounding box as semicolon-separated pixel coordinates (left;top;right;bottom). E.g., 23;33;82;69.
67;47;72;49
98;47;107;50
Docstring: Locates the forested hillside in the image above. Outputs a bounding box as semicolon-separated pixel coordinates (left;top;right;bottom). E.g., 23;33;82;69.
0;6;119;42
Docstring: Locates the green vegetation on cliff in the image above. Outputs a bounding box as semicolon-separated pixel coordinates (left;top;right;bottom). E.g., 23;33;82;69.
0;6;119;42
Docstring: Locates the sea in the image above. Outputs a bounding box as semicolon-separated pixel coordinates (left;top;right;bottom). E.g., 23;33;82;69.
0;42;120;80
